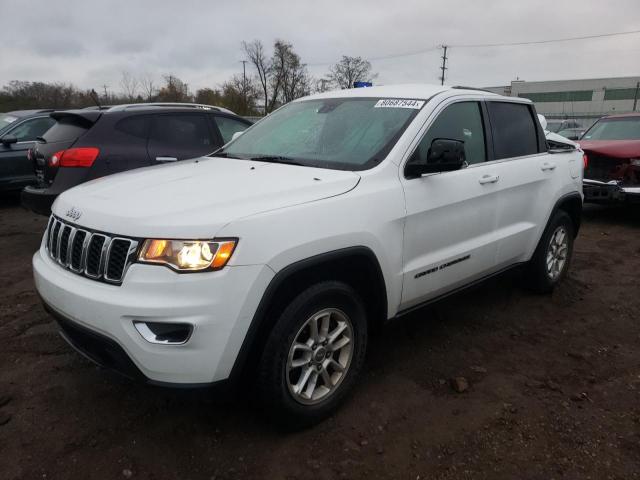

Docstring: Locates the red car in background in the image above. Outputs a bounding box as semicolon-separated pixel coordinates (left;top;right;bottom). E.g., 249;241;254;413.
580;113;640;204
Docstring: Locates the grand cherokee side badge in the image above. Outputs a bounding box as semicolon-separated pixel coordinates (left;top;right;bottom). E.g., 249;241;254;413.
65;207;82;221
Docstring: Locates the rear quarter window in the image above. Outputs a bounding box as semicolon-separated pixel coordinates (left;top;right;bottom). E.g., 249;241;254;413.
486;102;540;159
43;117;89;143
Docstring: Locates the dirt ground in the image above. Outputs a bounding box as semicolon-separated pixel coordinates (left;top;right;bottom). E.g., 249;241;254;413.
1;194;639;480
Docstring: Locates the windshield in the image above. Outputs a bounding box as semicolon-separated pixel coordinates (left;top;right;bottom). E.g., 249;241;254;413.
0;114;18;132
582;117;640;141
217;97;424;170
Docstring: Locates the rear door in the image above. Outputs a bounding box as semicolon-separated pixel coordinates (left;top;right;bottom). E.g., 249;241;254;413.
484;100;556;267
400;99;501;309
147;113;215;164
0;116;55;190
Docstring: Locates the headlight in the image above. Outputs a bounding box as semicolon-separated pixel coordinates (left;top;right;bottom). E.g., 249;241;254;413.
138;239;237;272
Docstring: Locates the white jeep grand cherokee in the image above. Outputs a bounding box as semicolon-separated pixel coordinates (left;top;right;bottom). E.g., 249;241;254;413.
34;84;583;426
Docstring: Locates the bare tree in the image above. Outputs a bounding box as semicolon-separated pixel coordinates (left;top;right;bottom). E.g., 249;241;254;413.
139;73;157;101
120;71;140;101
243;39;311;113
328;56;376;89
243;40;271;114
272;40;310;104
157;75;190;102
221;75;260;115
195;87;223;106
0;80;136;110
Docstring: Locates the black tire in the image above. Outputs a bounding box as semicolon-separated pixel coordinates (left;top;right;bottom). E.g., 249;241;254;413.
526;209;574;293
257;281;368;429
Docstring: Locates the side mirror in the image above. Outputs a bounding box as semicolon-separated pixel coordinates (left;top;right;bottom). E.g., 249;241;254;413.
231;131;243;141
537;114;547;131
405;138;466;178
1;134;18;146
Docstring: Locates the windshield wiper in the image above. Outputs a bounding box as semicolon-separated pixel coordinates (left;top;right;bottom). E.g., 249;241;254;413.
36;136;47;143
210;151;242;159
249;155;305;166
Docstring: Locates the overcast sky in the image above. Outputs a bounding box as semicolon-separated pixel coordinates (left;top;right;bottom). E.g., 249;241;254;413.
2;0;640;94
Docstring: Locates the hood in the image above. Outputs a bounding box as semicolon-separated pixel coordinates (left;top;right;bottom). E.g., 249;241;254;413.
578;140;640;159
53;156;360;238
545;130;576;147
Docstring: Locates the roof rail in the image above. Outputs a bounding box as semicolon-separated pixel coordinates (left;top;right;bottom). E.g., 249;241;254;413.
107;103;236;115
82;105;115;111
451;86;496;94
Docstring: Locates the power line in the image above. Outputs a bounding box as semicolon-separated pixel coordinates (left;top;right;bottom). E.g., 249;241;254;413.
306;46;440;67
451;28;640;48
305;28;640;68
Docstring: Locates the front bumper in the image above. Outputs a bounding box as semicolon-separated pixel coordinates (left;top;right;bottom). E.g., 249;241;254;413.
46;302;147;381
33;246;274;384
583;179;640;204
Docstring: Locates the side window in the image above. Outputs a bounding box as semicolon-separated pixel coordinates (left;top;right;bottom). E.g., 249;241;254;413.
214;116;250;144
414;102;486;165
8;117;56;141
486;102;539;159
149;114;211;148
115;116;149;139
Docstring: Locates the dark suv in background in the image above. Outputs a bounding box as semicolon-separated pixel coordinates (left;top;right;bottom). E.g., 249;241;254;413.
21;103;252;214
0;110;57;193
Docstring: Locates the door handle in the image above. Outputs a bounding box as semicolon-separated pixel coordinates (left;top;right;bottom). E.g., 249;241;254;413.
541;161;556;171
156;156;177;162
478;174;499;185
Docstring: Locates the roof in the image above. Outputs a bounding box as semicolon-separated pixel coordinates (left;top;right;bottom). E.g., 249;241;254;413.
302;83;502;102
599;112;640;119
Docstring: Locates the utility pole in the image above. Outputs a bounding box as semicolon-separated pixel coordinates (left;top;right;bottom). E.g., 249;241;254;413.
439;45;448;86
633;81;640;112
240;60;247;87
101;84;109;101
240;60;248;111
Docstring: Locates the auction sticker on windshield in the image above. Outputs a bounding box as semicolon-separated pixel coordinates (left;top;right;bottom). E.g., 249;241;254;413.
374;99;425;109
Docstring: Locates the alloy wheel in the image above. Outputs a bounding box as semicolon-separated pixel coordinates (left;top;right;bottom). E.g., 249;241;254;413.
286;308;354;405
546;226;569;280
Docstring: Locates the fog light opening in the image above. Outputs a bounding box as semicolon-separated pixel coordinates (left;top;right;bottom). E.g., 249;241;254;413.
133;321;193;345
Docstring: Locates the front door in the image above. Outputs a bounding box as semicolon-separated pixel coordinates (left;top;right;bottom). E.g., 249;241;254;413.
400;100;502;310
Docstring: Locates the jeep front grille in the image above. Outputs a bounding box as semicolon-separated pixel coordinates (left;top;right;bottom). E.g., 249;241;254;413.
44;216;139;285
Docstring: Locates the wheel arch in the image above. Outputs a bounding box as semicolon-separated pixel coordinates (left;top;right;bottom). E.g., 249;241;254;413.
551;192;582;236
228;246;388;382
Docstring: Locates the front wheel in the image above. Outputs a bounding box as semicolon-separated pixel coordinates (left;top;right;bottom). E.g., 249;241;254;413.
526;210;574;293
257;281;368;428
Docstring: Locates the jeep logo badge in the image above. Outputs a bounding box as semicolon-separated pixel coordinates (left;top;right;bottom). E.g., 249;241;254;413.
65;207;82;221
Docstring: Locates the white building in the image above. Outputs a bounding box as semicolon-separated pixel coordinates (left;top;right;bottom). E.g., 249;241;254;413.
485;76;640;123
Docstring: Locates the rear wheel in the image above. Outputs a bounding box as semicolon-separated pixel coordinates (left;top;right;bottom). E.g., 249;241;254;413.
526;210;574;293
257;281;367;428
